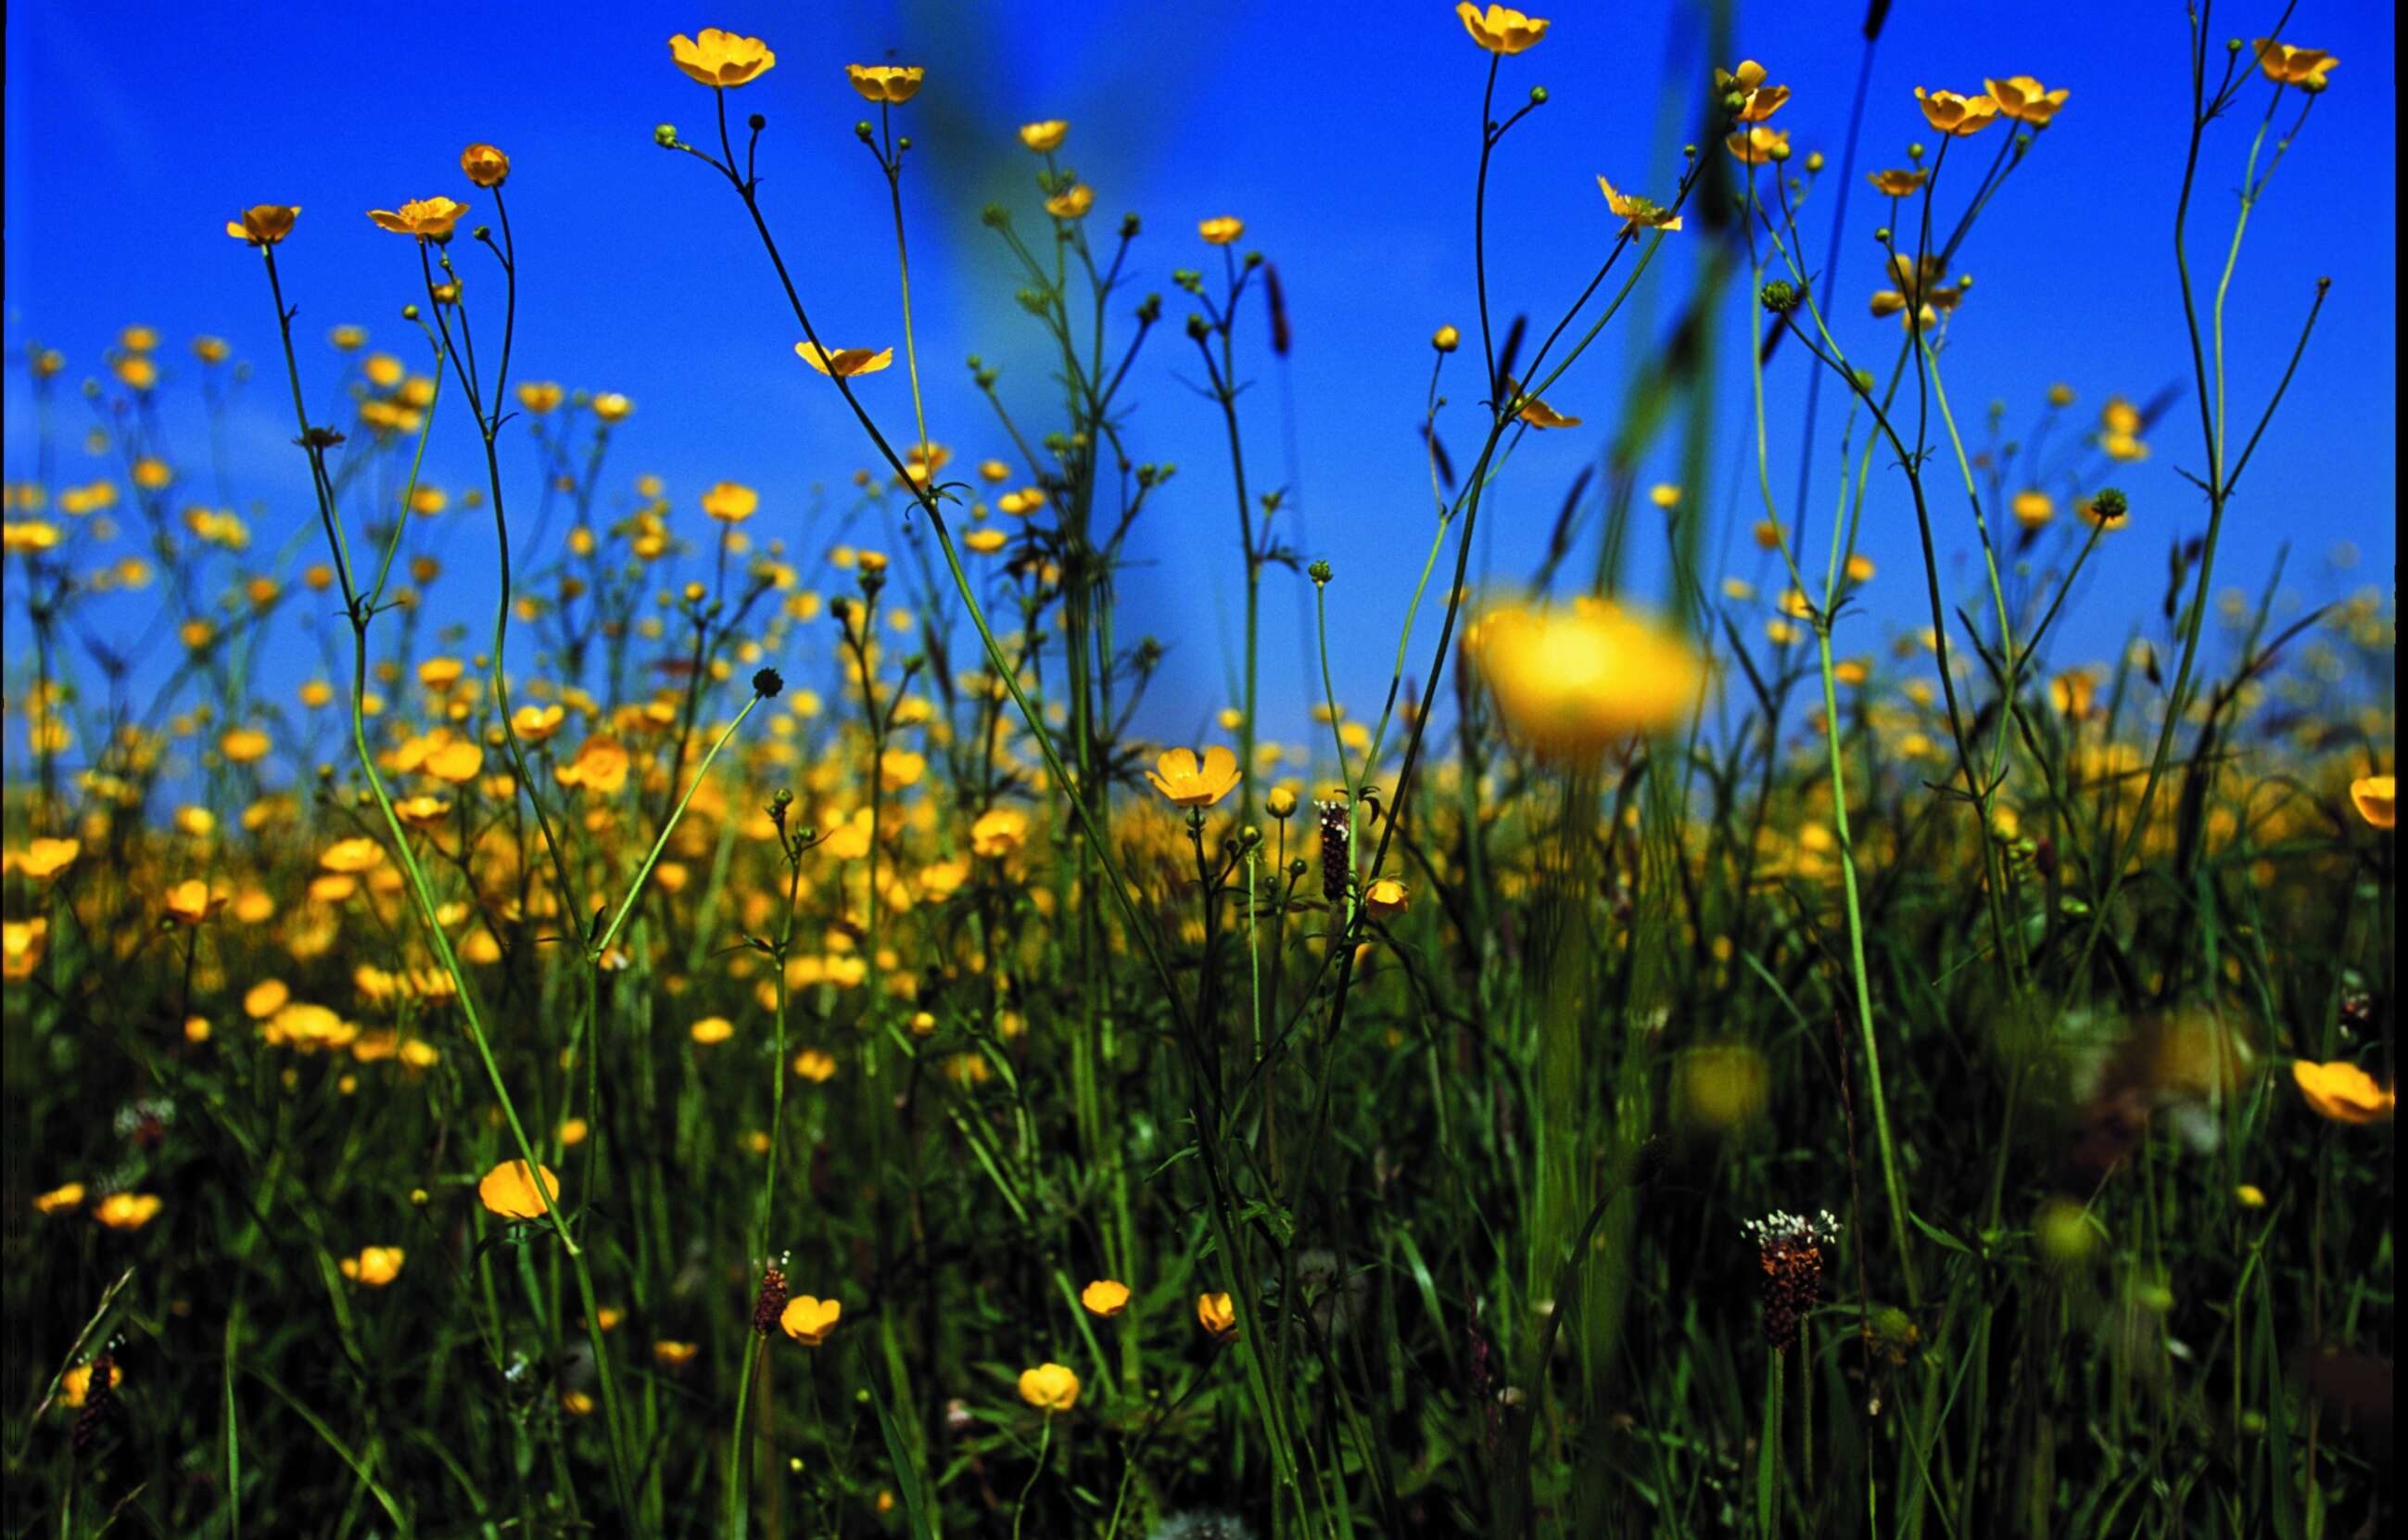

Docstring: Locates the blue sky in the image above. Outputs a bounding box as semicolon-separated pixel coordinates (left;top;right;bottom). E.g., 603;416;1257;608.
5;1;2395;755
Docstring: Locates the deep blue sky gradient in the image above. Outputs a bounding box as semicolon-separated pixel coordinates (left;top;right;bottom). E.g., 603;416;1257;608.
5;1;2395;756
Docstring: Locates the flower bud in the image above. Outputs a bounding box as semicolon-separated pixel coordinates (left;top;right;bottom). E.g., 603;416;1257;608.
1433;325;1461;352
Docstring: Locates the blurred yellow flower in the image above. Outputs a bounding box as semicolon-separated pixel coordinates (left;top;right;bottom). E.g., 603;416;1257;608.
321;837;386;873
1149;745;1242;808
1363;877;1409;918
654;1340;700;1368
702;481;758;522
970;807;1027;857
1045;185;1096;220
1724;126;1789;167
164;879;227;925
517;381;564;414
2348;775;2394;830
366;197;473;242
33;1182;86;1215
796;341;895;378
1867;168;1927;197
793;1049;838;1082
1469;598;1701;758
1019;121;1069;152
846;64;925;103
1198;216;1246;246
1081;1279;1131;1317
1456;3;1549;54
226;205;299;247
1197;1291;1239;1341
95;1192;162;1230
691;1015;735;1045
16;838;80;881
477;1160;562;1220
780;1294;842;1345
1017;1361;1081;1411
2012;489;2055;528
2291;1061;2393;1125
670;29;777;88
340;1245;406;1286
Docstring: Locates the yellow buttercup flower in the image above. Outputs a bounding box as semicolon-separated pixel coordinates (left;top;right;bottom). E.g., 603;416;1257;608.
366;197;473;242
1725;126;1790;167
1983;76;2069;125
513;703;566;742
1869;253;1965;332
477;1159;562;1221
1149;745;1242;808
1363;877;1409;918
340;1246;406;1286
2350;775;2395;830
33;1182;87;1215
1456;3;1549;55
2012;489;2055;528
1045;185;1096;220
669;29;776;88
320;837;387;873
702;481;758;522
1729;60;1790;121
1198;216;1246;246
1867;168;1927;197
780;1294;843;1345
970;807;1027;857
1081;1279;1132;1317
1019;120;1069;152
1196;1291;1239;1341
654;1340;700;1368
1017;1362;1081;1411
16;838;81;881
460;143;512;188
846;64;925;104
1914;87;1998;137
793;1049;838;1082
691;1015;735;1045
226;205;300;247
94;1192;163;1230
1597;175;1682;236
2250;40;2337;91
2291;1061;2394;1125
164;879;227;926
796;341;895;378
1468;597;1702;758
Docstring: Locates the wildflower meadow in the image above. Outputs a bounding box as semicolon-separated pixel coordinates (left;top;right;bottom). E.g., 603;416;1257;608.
1;4;2395;1536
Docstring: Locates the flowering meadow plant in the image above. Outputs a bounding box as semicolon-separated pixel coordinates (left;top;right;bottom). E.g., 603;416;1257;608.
0;6;2392;1537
